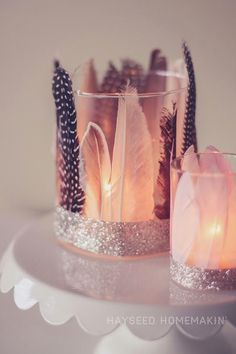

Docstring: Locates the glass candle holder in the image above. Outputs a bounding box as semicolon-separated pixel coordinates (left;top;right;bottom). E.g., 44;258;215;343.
54;65;188;257
170;151;236;290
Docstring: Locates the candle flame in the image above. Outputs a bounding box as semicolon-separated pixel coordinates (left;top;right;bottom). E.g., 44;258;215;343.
104;183;112;194
208;223;222;237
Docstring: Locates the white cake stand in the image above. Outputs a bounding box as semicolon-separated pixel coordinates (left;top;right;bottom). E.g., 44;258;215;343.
1;213;236;353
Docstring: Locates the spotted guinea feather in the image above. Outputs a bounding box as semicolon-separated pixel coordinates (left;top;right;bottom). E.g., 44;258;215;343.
52;60;85;213
182;42;197;153
120;59;145;92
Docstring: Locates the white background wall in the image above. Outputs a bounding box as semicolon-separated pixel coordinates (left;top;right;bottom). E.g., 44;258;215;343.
1;0;236;212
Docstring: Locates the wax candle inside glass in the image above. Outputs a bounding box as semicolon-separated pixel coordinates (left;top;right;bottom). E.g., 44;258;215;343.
171;149;236;271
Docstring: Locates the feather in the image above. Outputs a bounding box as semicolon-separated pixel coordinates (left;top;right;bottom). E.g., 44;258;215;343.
110;87;154;222
100;62;122;93
170;59;188;157
182;145;199;173
155;104;177;219
96;62;122;157
172;147;200;263
80;122;111;220
181;42;198;154
76;59;98;142
143;49;167;205
120;59;145;92
52;61;85;213
149;49;160;70
193;146;232;268
172;172;200;264
221;183;236;268
95;59;145;158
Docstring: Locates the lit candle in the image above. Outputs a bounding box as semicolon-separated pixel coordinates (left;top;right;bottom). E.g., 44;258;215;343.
103;182;112;193
171;146;236;277
170;147;236;290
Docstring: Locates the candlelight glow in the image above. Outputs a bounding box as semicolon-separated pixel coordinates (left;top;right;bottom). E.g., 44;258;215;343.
103;183;112;193
171;147;236;270
208;223;222;237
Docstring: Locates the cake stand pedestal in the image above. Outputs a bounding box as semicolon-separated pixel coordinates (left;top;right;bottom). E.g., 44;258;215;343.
1;213;236;353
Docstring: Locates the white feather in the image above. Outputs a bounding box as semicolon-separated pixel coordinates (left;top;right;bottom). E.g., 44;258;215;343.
76;60;98;142
182;145;199;174
172;172;200;264
110;87;154;222
142;68;166;201
172;147;200;264
80;122;111;220
194;146;232;268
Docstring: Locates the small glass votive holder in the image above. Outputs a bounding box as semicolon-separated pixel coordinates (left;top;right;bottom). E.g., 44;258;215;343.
170;151;236;290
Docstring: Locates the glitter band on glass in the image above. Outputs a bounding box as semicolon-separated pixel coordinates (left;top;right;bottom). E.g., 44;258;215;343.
171;258;236;291
170;150;236;290
55;207;169;257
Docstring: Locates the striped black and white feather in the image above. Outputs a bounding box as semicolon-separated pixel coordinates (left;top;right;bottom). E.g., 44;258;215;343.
52;60;85;213
182;42;197;153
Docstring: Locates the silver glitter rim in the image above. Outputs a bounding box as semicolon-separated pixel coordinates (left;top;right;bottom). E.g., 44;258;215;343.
170;257;236;291
54;207;169;257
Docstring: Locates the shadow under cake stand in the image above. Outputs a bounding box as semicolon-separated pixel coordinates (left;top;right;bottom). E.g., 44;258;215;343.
1;213;236;354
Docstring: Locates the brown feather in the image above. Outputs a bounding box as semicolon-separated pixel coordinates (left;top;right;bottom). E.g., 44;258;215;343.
155;103;177;219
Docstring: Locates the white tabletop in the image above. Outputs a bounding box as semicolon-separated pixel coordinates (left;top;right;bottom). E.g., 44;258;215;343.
1;211;236;354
